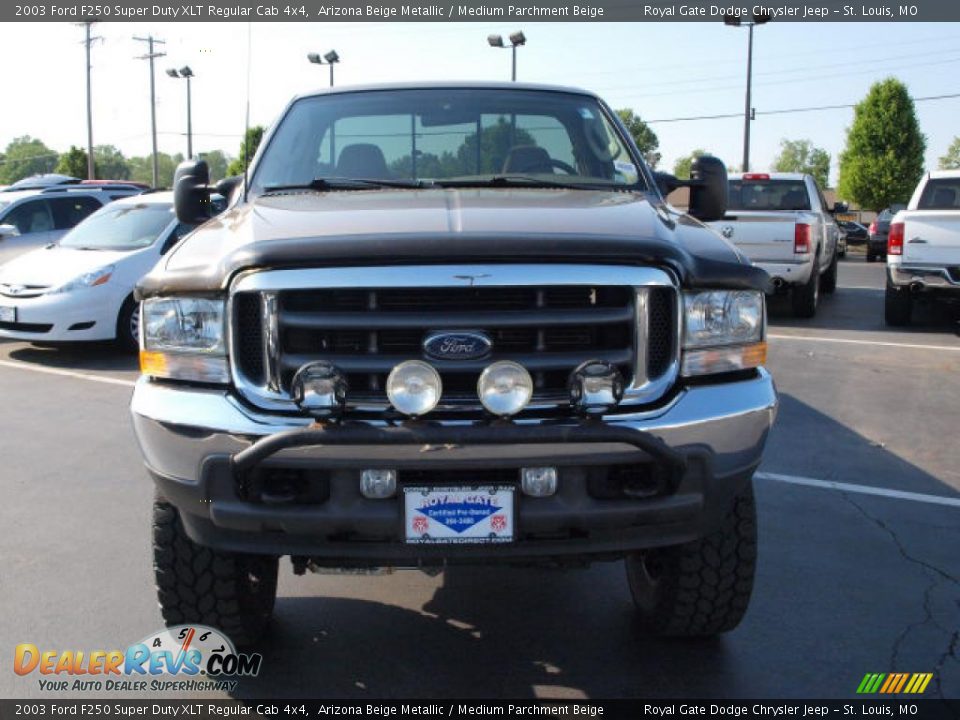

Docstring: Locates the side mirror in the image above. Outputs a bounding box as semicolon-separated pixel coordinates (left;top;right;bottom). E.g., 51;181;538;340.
173;159;212;224
0;223;19;239
688;155;728;222
831;201;849;214
214;175;243;204
652;171;683;198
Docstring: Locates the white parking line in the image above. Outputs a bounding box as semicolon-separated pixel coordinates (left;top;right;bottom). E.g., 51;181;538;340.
757;471;960;509
0;359;136;388
768;334;960;352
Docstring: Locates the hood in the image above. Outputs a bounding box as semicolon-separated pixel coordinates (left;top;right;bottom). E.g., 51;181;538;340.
0;245;133;288
139;188;767;297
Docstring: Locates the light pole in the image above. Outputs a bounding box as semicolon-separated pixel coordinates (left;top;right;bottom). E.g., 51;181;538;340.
133;35;166;188
487;31;526;82
724;12;769;173
307;50;340;87
166;66;195;158
78;20;101;179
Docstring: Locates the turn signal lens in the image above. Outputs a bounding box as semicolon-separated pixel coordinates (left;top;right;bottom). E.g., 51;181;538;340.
139;350;229;384
681;341;767;377
888;222;904;256
794;223;812;254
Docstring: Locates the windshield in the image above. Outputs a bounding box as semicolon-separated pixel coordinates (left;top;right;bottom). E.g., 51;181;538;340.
60;202;173;251
918;179;960;210
251;88;643;193
728;179;811;211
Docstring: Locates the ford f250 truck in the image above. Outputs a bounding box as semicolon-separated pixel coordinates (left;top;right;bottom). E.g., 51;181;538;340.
130;83;777;644
885;170;960;325
707;173;840;318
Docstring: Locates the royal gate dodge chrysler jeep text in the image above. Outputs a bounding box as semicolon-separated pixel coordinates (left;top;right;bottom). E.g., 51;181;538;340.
130;83;778;644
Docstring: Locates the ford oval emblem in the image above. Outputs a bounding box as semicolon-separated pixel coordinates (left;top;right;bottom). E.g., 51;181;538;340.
423;331;492;361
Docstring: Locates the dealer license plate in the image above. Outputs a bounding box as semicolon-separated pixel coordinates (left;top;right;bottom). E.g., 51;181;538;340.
404;485;515;544
0;306;15;323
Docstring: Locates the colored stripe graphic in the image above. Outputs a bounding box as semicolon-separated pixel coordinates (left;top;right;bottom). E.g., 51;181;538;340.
856;674;874;694
879;675;897;694
893;674;910;693
858;672;933;694
917;674;933;694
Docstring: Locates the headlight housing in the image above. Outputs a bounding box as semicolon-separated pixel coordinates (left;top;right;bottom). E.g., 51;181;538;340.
140;297;228;383
681;290;766;377
50;265;114;294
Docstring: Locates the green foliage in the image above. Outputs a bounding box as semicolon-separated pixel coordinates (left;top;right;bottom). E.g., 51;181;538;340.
55;146;89;178
673;148;709;180
938;137;960;170
772;139;831;189
199;149;231;182
93;145;130;179
128;152;185;189
0;136;59;184
615;109;661;168
226;126;265;177
837;78;926;211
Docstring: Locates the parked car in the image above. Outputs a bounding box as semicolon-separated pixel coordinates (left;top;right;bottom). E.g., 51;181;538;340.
707;172;840;318
2;173;79;192
837;220;868;248
131;82;777;644
0;192;222;350
884;171;960;325
0;185;144;265
867;204;906;262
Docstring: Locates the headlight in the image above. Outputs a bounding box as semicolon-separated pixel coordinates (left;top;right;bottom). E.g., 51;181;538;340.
477;361;533;417
50;265;114;294
386;360;442;417
681;290;766;377
140;297;228;383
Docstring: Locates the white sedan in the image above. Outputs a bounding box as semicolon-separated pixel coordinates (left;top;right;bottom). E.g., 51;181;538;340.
0;192;214;351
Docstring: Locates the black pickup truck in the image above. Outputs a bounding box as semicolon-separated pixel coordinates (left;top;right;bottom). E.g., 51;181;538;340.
131;82;777;645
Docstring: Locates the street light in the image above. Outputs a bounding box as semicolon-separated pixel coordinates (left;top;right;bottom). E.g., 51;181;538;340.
487;31;526;82
307;50;340;87
166;65;195;159
724;12;769;173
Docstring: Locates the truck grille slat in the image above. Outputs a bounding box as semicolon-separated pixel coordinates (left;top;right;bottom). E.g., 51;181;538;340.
231;271;679;413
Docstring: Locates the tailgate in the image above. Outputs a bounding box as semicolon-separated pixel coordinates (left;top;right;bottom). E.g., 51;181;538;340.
902;212;960;264
708;212;800;263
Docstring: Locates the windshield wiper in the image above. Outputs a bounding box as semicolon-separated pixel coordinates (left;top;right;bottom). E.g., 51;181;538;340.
263;177;434;193
435;175;599;190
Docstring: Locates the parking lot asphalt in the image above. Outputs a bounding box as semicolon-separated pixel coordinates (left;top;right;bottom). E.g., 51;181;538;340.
1;255;958;701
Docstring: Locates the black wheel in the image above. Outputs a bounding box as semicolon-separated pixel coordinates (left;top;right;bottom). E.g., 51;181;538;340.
625;482;757;637
884;285;913;326
821;251;838;294
791;263;820;318
153;499;278;647
116;295;140;353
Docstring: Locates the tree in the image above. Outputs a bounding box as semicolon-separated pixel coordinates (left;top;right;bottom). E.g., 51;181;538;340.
938;137;960;170
55;146;89;178
93;145;130;179
615;109;660;168
128;152;185;188
673;148;709;179
226;126;265;177
199;149;231;182
837;78;926;211
772;139;831;189
0;136;59;184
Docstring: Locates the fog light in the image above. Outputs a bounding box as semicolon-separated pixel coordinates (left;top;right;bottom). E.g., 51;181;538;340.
291;361;347;418
477;361;533;417
521;467;557;497
386;360;442;417
360;469;397;499
568;360;624;414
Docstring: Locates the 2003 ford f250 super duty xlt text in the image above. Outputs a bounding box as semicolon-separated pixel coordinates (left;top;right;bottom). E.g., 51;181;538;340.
130;83;778;645
707;172;841;318
884;170;960;325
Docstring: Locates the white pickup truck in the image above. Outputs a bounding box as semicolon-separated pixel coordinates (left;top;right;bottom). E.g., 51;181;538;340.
885;170;960;325
708;173;840;318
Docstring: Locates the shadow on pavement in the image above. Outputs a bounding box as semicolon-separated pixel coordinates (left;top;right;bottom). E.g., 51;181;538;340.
6;341;138;373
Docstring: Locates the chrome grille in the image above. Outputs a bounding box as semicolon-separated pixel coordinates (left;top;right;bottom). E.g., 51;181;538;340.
229;265;680;413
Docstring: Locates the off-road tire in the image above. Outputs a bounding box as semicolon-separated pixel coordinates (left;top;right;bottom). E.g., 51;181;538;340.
625;482;757;637
884;285;913;326
821;250;838;294
791;262;820;318
153;499;279;647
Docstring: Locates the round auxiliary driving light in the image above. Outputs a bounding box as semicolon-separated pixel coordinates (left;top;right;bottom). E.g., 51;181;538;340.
477;361;533;417
568;360;625;415
386;360;442;417
291;361;348;418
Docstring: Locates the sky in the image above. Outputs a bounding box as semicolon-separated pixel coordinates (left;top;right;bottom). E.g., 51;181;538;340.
0;20;957;186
